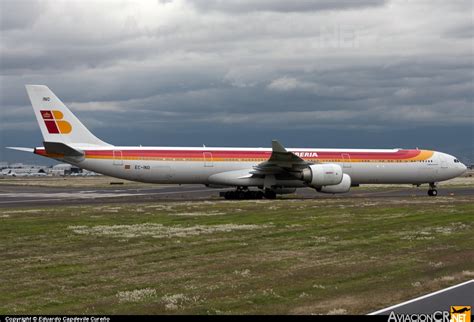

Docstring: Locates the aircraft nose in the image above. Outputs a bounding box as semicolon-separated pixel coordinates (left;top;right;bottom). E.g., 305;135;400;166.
460;163;467;175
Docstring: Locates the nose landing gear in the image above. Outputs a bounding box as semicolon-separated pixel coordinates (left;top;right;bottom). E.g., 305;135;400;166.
428;182;438;196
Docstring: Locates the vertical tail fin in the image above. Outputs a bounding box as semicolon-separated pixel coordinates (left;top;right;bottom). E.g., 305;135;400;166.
25;85;110;147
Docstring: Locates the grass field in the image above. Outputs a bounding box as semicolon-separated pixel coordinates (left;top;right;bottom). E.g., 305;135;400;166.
1;195;473;314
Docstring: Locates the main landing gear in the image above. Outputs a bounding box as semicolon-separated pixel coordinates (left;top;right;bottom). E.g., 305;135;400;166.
220;187;276;200
428;182;438;197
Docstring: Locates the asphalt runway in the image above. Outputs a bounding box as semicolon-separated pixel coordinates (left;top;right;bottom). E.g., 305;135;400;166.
0;183;473;208
370;279;474;315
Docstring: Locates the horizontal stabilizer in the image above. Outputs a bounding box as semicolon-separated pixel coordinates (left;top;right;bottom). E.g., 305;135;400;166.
6;147;34;153
43;141;84;157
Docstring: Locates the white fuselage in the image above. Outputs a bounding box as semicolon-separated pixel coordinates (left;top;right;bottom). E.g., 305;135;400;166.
36;146;467;188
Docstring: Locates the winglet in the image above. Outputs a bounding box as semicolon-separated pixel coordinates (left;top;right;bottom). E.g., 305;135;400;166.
268;140;306;164
252;140;311;174
6;147;34;153
272;140;287;153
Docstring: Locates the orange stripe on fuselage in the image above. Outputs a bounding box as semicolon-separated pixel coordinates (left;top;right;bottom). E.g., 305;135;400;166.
33;148;434;163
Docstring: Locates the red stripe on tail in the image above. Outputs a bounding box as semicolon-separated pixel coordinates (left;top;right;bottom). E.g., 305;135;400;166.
44;120;59;134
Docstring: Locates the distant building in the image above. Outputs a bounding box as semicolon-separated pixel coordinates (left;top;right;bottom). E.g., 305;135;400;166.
0;160;101;177
1;164;49;176
51;164;82;176
9;163;25;168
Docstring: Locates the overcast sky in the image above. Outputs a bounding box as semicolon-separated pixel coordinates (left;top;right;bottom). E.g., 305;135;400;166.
1;0;473;163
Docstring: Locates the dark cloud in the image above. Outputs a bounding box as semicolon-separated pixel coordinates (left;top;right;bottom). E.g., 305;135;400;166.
0;0;473;163
0;0;44;31
188;0;388;13
444;23;474;39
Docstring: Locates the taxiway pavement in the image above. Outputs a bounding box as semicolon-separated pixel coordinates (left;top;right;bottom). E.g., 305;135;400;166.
370;280;473;315
0;184;473;208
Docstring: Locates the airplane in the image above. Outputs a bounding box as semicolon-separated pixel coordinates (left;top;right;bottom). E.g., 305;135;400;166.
451;307;471;314
7;85;467;199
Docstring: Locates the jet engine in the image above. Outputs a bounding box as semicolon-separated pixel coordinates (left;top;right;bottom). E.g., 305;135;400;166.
301;164;343;187
316;174;351;194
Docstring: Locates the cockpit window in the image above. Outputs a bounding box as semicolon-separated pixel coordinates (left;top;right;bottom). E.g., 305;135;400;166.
454;159;460;163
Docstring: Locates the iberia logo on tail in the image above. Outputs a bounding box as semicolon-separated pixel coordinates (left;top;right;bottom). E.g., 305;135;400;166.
40;110;72;134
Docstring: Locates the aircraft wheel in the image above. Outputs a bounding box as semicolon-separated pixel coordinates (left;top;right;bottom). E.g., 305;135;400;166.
244;191;254;199
224;191;238;200
428;189;438;197
248;191;264;199
264;190;277;199
224;190;265;200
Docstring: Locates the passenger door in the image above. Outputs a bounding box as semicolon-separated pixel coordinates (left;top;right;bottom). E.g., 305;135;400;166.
113;150;123;166
203;152;213;167
439;154;448;169
342;153;351;168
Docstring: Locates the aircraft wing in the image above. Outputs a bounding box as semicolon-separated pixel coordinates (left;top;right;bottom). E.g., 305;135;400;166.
252;140;313;175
